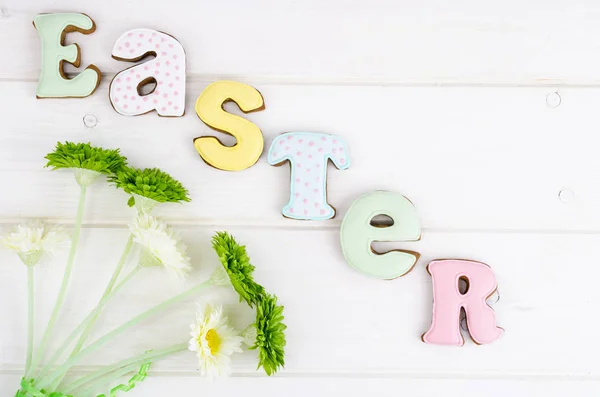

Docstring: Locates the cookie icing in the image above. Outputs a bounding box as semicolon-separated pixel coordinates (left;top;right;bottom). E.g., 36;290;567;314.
33;13;101;98
194;81;265;171
340;191;421;279
422;259;504;346
109;29;186;116
268;132;349;220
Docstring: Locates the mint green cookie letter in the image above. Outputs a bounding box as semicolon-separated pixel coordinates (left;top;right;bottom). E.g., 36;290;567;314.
34;13;101;98
340;191;421;279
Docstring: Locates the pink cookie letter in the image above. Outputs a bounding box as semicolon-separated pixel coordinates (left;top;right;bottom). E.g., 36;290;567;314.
109;28;186;116
422;259;503;346
268;132;350;220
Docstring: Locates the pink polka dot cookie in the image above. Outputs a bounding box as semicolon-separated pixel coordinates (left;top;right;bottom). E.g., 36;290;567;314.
268;132;350;220
109;28;185;117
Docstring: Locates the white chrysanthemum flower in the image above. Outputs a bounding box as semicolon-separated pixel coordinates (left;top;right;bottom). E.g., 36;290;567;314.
0;220;70;266
188;303;243;378
129;212;191;279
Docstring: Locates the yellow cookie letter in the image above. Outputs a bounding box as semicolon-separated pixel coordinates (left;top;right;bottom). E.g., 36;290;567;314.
194;81;265;171
33;13;101;98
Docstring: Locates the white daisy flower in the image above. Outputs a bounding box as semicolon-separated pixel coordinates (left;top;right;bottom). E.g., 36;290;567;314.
0;220;70;266
188;303;243;378
129;212;191;279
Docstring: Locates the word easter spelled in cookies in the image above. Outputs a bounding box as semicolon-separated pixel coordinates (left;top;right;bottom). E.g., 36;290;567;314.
33;12;504;346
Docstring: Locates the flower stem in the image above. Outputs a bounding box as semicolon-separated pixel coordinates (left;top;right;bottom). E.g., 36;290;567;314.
64;342;186;394
71;235;134;357
47;236;135;390
36;280;212;389
24;265;35;374
76;362;149;396
27;185;87;379
37;265;141;381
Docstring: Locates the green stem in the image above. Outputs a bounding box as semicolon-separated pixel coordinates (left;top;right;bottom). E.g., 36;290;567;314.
36;280;212;389
37;266;141;381
27;185;87;379
25;266;35;374
64;343;186;394
77;362;149;396
71;235;134;357
48;236;135;391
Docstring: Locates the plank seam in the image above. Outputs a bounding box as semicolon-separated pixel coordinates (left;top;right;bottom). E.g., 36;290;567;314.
0;219;598;235
3;74;600;88
0;367;597;381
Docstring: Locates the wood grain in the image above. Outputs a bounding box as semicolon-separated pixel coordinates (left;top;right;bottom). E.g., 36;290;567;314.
1;227;599;377
2;0;600;394
0;82;598;230
2;0;600;85
3;374;600;397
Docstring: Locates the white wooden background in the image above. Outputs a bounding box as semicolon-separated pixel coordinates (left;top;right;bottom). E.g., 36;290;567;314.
2;0;600;395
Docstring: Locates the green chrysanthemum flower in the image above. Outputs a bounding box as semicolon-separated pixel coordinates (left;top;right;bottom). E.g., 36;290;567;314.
251;294;286;376
45;142;127;174
45;142;128;186
211;232;265;307
109;167;190;208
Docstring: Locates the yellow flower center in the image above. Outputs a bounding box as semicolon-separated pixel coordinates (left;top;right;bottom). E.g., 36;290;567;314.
205;329;221;354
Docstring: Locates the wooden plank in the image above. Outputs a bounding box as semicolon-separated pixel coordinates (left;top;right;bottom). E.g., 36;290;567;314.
0;81;598;230
4;0;599;394
2;0;600;84
2;374;600;397
1;227;599;376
